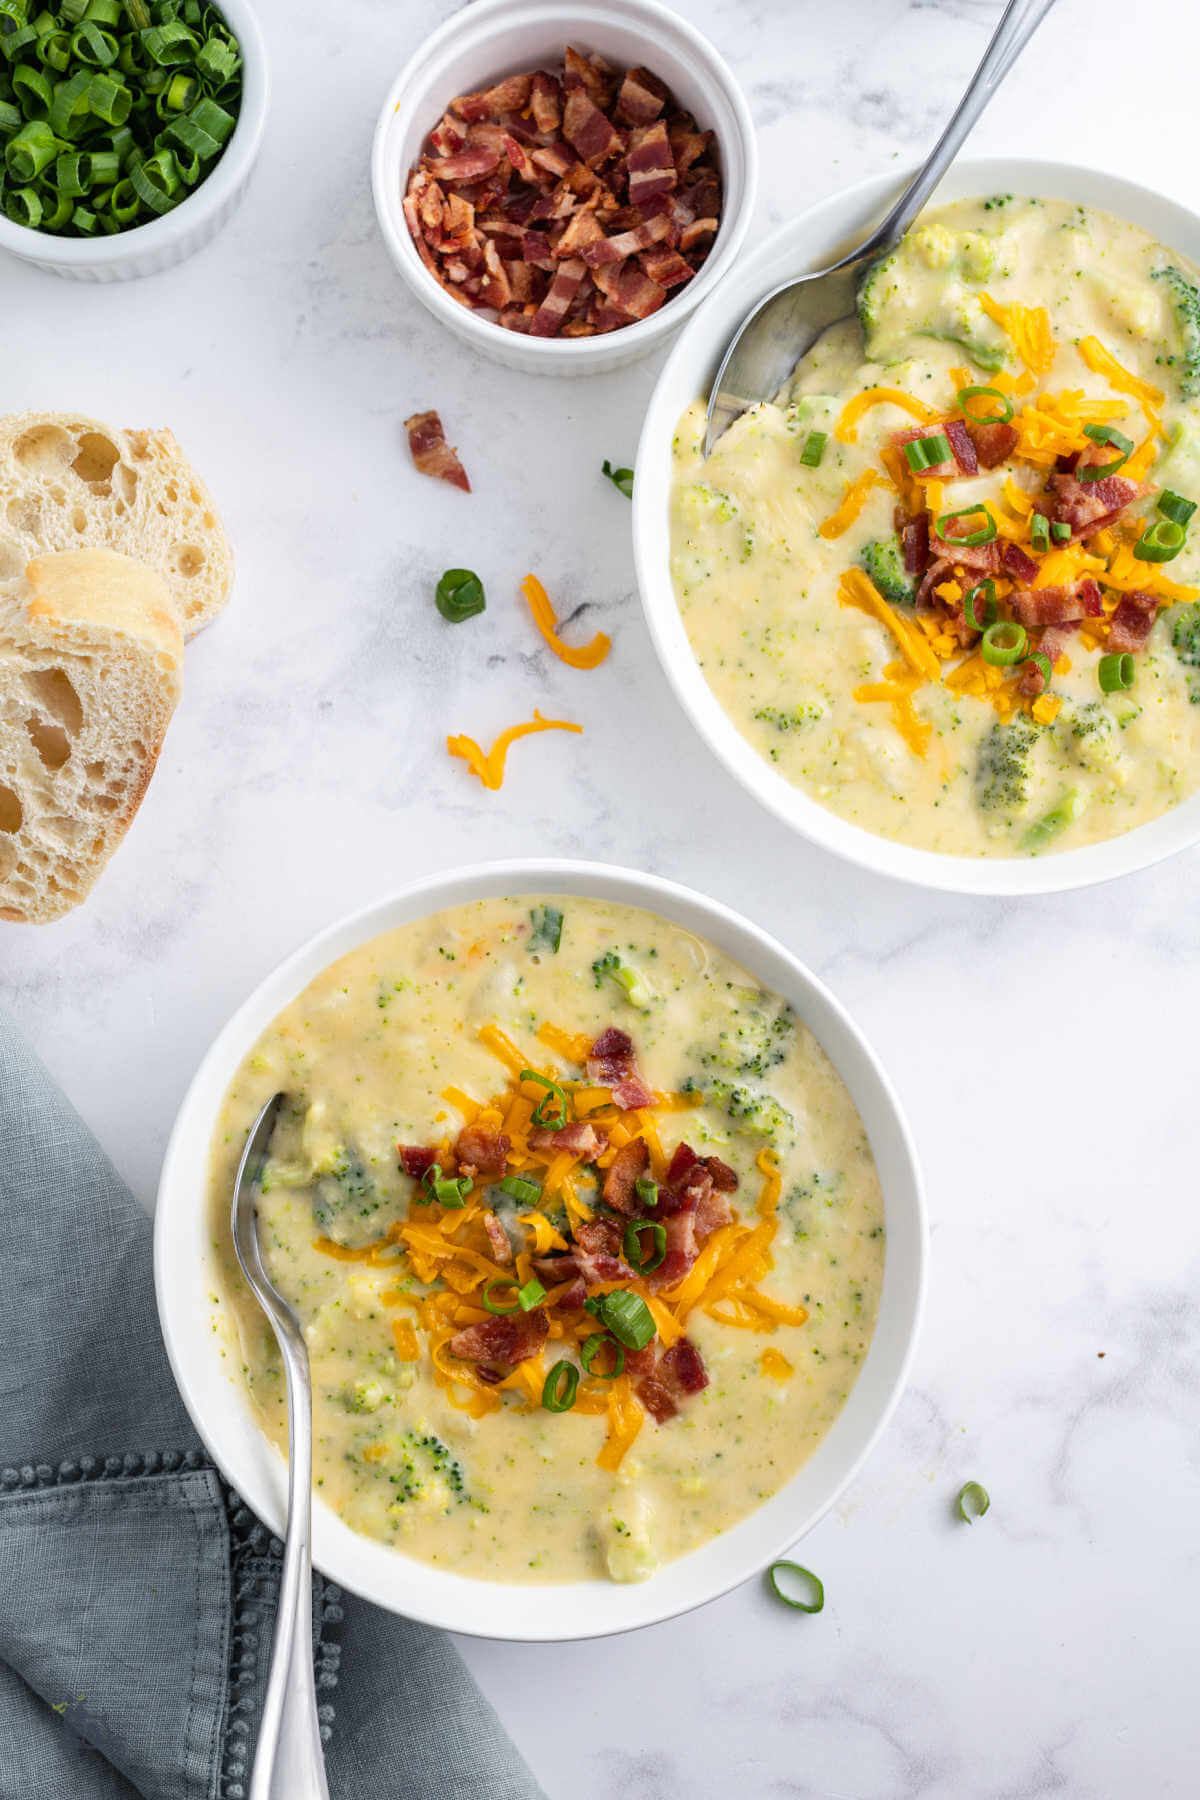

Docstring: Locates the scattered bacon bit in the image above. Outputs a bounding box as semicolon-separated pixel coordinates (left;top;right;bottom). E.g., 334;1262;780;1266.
404;410;471;492
602;1136;650;1214
397;1144;438;1179
1048;470;1144;538
624;1344;658;1377
661;1338;709;1396
695;1185;734;1238
482;1210;514;1266
572;1216;634;1285
529;1120;605;1158
703;1155;739;1193
929;531;1002;575
403;47;722;338
635;1375;678;1423
454;1122;511;1177
900;513;930;577
1108;590;1159;653
943;418;978;476
1001;542;1040;584
892;424;957;480
1010;579;1103;628
587;1027;655;1111
651;1210;698;1289
1018;623;1076;695
449;1308;548;1366
965;418;1019;468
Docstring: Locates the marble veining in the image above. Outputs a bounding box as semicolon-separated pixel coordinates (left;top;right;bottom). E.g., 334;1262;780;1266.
1;0;1198;1793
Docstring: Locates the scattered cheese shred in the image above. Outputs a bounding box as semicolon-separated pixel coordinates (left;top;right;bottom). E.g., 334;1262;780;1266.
979;294;1057;375
1078;334;1165;413
520;573;611;670
537;1021;592;1064
817;468;888;539
839;569;941;682
596;1374;644;1472
447;710;582;790
834;386;936;443
391;1318;419;1360
760;1347;794;1380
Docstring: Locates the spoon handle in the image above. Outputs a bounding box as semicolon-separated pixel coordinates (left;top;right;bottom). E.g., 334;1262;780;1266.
249;1311;330;1800
859;0;1060;261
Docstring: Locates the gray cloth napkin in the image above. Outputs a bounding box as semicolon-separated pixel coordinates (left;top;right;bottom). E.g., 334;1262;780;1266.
0;1016;547;1800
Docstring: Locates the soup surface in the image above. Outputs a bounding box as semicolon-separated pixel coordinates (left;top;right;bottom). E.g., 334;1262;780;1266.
671;196;1200;857
208;896;884;1584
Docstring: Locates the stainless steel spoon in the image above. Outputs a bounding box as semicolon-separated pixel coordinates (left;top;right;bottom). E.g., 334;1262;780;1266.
231;1093;331;1800
704;0;1060;453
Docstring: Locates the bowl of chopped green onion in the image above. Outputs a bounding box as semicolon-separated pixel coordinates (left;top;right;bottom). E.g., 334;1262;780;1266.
0;0;267;279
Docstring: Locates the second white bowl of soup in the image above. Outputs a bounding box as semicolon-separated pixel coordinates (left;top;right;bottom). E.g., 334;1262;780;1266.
155;861;924;1640
635;158;1200;893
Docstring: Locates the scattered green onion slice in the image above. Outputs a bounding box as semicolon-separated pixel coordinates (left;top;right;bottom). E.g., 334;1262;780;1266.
634;1174;659;1210
589;1288;656;1351
520;1069;569;1132
601;458;633;498
956;1481;990;1523
962;578;997;633
517;1278;546;1311
497;1173;541;1206
622;1219;666;1276
1050;520;1071;542
1030;511;1050;554
481;1277;520;1315
421;1162;472;1208
542;1359;578;1412
1021;651;1053;692
1158;488;1197;527
435;567;485;623
581;1333;625;1379
766;1561;825;1613
956;384;1014;424
980;620;1028;667
1134;517;1186;563
936;503;998;548
1098;652;1135;693
799;430;827;468
1076;423;1133;481
903;431;951;473
527;903;563;954
5;118;59;182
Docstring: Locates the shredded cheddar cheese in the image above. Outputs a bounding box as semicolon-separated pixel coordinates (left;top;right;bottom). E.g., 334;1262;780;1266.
520;573;611;670
1078;334;1165;413
834;387;936;443
839;569;941;682
979;294;1057;375
817;468;889;539
447;711;582;791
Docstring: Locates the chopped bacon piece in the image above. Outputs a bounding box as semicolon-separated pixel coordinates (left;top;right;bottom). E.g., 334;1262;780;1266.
1108;590;1159;653
610;265;667;320
616;65;669;124
562;85;622;165
502;133;537;182
532;1252;578;1284
564;45;615;108
635;1376;678;1423
482;1210;513;1266
624;1344;658;1377
429;113;466;158
580;211;673;266
528;256;587;337
572;1216;634;1285
626;121;676;208
638;244;695;288
454;1122;511;1177
602;1136;650;1214
965;419;1019;468
1018;624;1075;695
449;1308;548;1366
695;1185;734;1238
678;217;718;256
1002;542;1040;584
529;1120;605;1159
529;71;562;134
404;411;471;493
650;1210;698;1289
901;514;931;577
667;113;710;173
552;207;606;259
530;143;574;180
1010;579;1102;628
1049;471;1145;538
557;1277;588;1311
452;73;534;123
397;1144;438;1179
703;1156;739;1193
943;418;979;476
587;1027;655;1111
425;145;501;183
914;554;956;610
661;1338;709;1396
928;530;1003;574
893;424;957;480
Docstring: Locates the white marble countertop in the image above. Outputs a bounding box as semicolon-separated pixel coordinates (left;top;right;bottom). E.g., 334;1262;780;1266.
4;0;1199;1793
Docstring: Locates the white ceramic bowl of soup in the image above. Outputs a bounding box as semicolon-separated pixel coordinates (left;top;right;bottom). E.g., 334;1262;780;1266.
634;157;1200;895
155;859;925;1641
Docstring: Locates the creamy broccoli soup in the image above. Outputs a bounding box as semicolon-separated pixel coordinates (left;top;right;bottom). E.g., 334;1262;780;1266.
671;196;1200;857
208;896;884;1584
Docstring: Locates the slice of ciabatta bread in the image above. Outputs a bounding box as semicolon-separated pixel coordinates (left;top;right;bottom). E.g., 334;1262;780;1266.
0;411;232;638
0;549;182;924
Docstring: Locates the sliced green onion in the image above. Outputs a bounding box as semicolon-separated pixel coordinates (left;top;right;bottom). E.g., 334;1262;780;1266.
481;1277;520;1316
542;1359;578;1413
581;1333;625;1379
1098;652;1135;693
1158;488;1197;527
129;142;180;212
4;183;41;224
87;70;128;123
0;97;19;133
601;458;633;498
517;1278;546;1311
623;1219;666;1276
60;0;87;21
71;18;117;63
527;903;563;955
195;31;236;86
521;1069;568;1132
496;1173;541;1206
12;62;53;116
589;1288;656;1351
1020;651;1053;692
5;116;58;179
124;0;150;26
108;172;138;220
87;143;117;183
1030;511;1050;554
962;578;997;633
936;503;998;548
980;620;1028;666
766;1561;825;1613
38;25;71;67
956;384;1013;424
141;20;195;65
159;66;194;108
799;430;827;469
1076;423;1133;481
956;1481;990;1523
72;202;98;231
53;147;91;190
421;1162;472;1208
634;1174;659;1210
903;431;951;473
84;0;121;23
435;567;485;623
40;187;74;228
0;24;39;59
48;66;93;136
1050;520;1071;542
185;93;235;145
1134;517;1186;563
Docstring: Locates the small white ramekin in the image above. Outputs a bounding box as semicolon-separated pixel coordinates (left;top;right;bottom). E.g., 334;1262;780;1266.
0;0;269;283
371;0;758;376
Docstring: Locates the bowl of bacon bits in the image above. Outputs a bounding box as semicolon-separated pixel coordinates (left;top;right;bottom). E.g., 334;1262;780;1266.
371;0;756;374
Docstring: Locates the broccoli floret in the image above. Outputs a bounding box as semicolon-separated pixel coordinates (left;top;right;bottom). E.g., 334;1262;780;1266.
592;950;654;1010
312;1144;380;1236
527;904;563;955
753;701;825;732
1153;265;1200;398
1023;788;1087;854
695;1000;794;1082
975;715;1041;813
857;249;901;355
1062;701;1122;772
704;1076;794;1145
858;232;1005;368
1172;601;1200;701
860;536;913;605
915;329;1007;373
345;1380;389;1415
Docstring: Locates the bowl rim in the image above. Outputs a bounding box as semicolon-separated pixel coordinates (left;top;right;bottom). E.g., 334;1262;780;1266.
0;0;269;266
369;0;759;365
633;154;1200;896
154;857;927;1641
